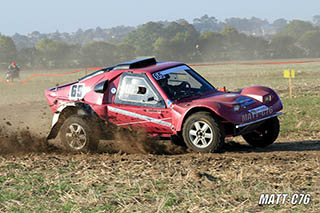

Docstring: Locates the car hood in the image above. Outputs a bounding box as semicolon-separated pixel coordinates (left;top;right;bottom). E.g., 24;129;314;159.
172;88;282;124
191;92;255;107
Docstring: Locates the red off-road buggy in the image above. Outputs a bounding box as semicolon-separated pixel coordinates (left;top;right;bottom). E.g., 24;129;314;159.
46;58;282;153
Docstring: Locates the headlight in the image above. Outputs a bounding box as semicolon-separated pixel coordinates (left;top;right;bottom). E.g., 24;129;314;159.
264;95;272;102
233;105;241;112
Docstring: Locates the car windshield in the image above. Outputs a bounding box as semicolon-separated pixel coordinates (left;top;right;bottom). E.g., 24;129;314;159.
152;65;215;100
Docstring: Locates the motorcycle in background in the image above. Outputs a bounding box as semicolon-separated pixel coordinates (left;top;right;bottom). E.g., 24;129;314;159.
6;64;20;82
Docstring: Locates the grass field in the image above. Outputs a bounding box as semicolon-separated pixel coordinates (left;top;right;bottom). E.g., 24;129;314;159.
1;151;319;212
0;59;320;212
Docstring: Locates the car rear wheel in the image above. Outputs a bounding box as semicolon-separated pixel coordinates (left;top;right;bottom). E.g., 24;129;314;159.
182;112;224;153
60;115;99;153
242;117;280;148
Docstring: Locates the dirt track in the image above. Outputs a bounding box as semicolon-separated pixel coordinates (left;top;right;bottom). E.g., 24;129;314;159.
0;100;319;156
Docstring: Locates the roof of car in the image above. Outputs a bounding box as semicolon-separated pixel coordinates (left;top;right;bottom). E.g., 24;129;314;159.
131;61;184;73
101;58;185;74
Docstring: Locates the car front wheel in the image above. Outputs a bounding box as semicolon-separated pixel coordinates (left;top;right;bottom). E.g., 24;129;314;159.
60;115;99;153
182;112;224;153
242;117;280;148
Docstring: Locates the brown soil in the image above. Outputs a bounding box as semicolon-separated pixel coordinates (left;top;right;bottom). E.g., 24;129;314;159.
0;100;319;157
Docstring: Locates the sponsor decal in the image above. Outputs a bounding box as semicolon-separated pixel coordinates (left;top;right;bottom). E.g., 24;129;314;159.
235;96;256;107
167;100;174;106
111;87;117;94
258;193;311;205
152;72;166;80
107;106;172;127
242;105;273;122
152;65;190;80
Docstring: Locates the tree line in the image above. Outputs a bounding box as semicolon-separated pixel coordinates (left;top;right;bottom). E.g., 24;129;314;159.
1;15;320;69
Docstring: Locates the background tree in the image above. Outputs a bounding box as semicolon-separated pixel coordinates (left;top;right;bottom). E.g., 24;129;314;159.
272;18;288;33
0;34;17;67
3;16;320;68
17;48;38;68
116;43;136;62
312;15;320;28
11;33;35;50
224;17;269;34
35;39;77;68
299;30;320;57
281;20;314;40
80;41;118;67
270;34;304;58
125;22;165;56
198;32;225;61
153;37;172;60
193;15;223;33
241;36;269;59
153;21;200;61
221;26;247;60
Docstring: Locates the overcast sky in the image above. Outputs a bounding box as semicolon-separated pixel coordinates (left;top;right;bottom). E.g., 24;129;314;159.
1;0;319;35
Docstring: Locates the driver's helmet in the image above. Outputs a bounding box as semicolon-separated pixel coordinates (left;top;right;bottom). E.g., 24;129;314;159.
157;74;170;87
11;61;16;67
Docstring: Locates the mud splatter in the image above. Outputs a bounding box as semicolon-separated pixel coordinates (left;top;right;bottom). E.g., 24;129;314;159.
102;127;187;155
0;125;48;155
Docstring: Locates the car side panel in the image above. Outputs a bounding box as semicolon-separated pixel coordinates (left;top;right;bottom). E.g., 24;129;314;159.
107;104;173;135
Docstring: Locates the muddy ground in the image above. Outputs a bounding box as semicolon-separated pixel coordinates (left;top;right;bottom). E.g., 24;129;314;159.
0;101;319;212
0;100;319;155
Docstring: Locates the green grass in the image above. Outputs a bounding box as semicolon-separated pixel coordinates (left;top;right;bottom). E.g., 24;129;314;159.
193;62;320;92
280;94;320;137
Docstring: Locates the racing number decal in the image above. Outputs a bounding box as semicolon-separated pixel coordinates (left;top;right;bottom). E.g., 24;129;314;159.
71;85;83;97
152;72;165;80
69;83;85;100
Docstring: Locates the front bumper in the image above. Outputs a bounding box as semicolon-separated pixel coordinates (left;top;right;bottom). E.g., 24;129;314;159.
235;112;282;128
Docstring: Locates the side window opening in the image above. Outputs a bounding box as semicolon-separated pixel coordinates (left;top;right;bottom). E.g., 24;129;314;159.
137;86;146;95
115;74;164;108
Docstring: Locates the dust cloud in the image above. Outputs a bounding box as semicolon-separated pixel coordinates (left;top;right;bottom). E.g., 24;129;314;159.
0;124;48;155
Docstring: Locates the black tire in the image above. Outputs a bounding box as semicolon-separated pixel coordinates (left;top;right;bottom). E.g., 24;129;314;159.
59;115;100;153
171;134;186;147
182;112;224;153
242;117;280;148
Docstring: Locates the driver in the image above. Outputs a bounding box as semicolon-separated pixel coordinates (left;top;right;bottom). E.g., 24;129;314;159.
157;74;191;99
8;61;19;72
8;61;20;77
157;74;175;99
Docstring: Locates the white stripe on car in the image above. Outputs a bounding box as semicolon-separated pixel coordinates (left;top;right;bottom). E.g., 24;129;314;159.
107;106;172;127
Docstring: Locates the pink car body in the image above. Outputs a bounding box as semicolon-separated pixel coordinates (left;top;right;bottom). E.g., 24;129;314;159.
46;58;282;152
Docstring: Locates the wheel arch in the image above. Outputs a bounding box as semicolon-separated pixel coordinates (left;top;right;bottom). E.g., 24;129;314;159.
177;106;224;133
47;102;101;140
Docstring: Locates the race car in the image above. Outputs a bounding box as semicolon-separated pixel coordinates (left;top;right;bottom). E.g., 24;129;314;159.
45;58;283;153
